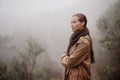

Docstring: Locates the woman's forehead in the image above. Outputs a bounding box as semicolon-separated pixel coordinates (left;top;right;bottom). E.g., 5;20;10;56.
71;16;79;21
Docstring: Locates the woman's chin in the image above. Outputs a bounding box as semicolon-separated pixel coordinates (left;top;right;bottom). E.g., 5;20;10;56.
72;29;75;32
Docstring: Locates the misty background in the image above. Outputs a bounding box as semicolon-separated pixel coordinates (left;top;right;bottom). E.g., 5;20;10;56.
0;0;119;80
0;0;117;62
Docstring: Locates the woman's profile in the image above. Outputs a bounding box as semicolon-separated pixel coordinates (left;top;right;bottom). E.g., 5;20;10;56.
61;13;95;80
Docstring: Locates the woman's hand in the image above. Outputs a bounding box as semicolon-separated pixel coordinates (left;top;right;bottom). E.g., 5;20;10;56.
64;51;68;55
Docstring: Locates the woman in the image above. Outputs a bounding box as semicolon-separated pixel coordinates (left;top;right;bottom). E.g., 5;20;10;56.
61;13;95;80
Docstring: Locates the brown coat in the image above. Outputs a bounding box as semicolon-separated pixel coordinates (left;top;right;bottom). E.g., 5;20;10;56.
61;35;91;80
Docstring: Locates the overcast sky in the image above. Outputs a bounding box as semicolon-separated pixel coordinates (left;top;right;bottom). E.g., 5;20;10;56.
0;0;117;35
0;0;118;62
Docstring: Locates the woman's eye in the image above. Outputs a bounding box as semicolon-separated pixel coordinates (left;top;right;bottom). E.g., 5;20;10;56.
73;21;76;23
71;21;76;24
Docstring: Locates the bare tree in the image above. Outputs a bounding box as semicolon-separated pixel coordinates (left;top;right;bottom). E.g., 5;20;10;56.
12;37;46;80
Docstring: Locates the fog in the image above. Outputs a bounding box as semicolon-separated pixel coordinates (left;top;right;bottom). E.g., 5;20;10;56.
0;0;117;64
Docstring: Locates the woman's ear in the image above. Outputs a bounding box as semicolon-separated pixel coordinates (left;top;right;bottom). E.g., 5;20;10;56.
81;21;85;28
81;22;85;26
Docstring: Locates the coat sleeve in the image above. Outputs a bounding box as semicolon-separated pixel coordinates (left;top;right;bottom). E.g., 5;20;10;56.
61;39;90;68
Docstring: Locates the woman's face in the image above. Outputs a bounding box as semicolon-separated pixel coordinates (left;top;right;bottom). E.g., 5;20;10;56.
71;16;84;32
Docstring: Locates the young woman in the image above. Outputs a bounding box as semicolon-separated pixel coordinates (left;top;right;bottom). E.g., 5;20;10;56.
61;13;95;80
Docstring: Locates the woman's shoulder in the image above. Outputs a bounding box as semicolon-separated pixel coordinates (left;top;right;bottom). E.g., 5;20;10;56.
77;35;91;45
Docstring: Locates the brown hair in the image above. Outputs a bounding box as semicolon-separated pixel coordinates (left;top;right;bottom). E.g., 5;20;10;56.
72;13;87;27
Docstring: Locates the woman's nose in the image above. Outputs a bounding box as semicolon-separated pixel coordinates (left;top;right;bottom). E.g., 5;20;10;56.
71;23;73;27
